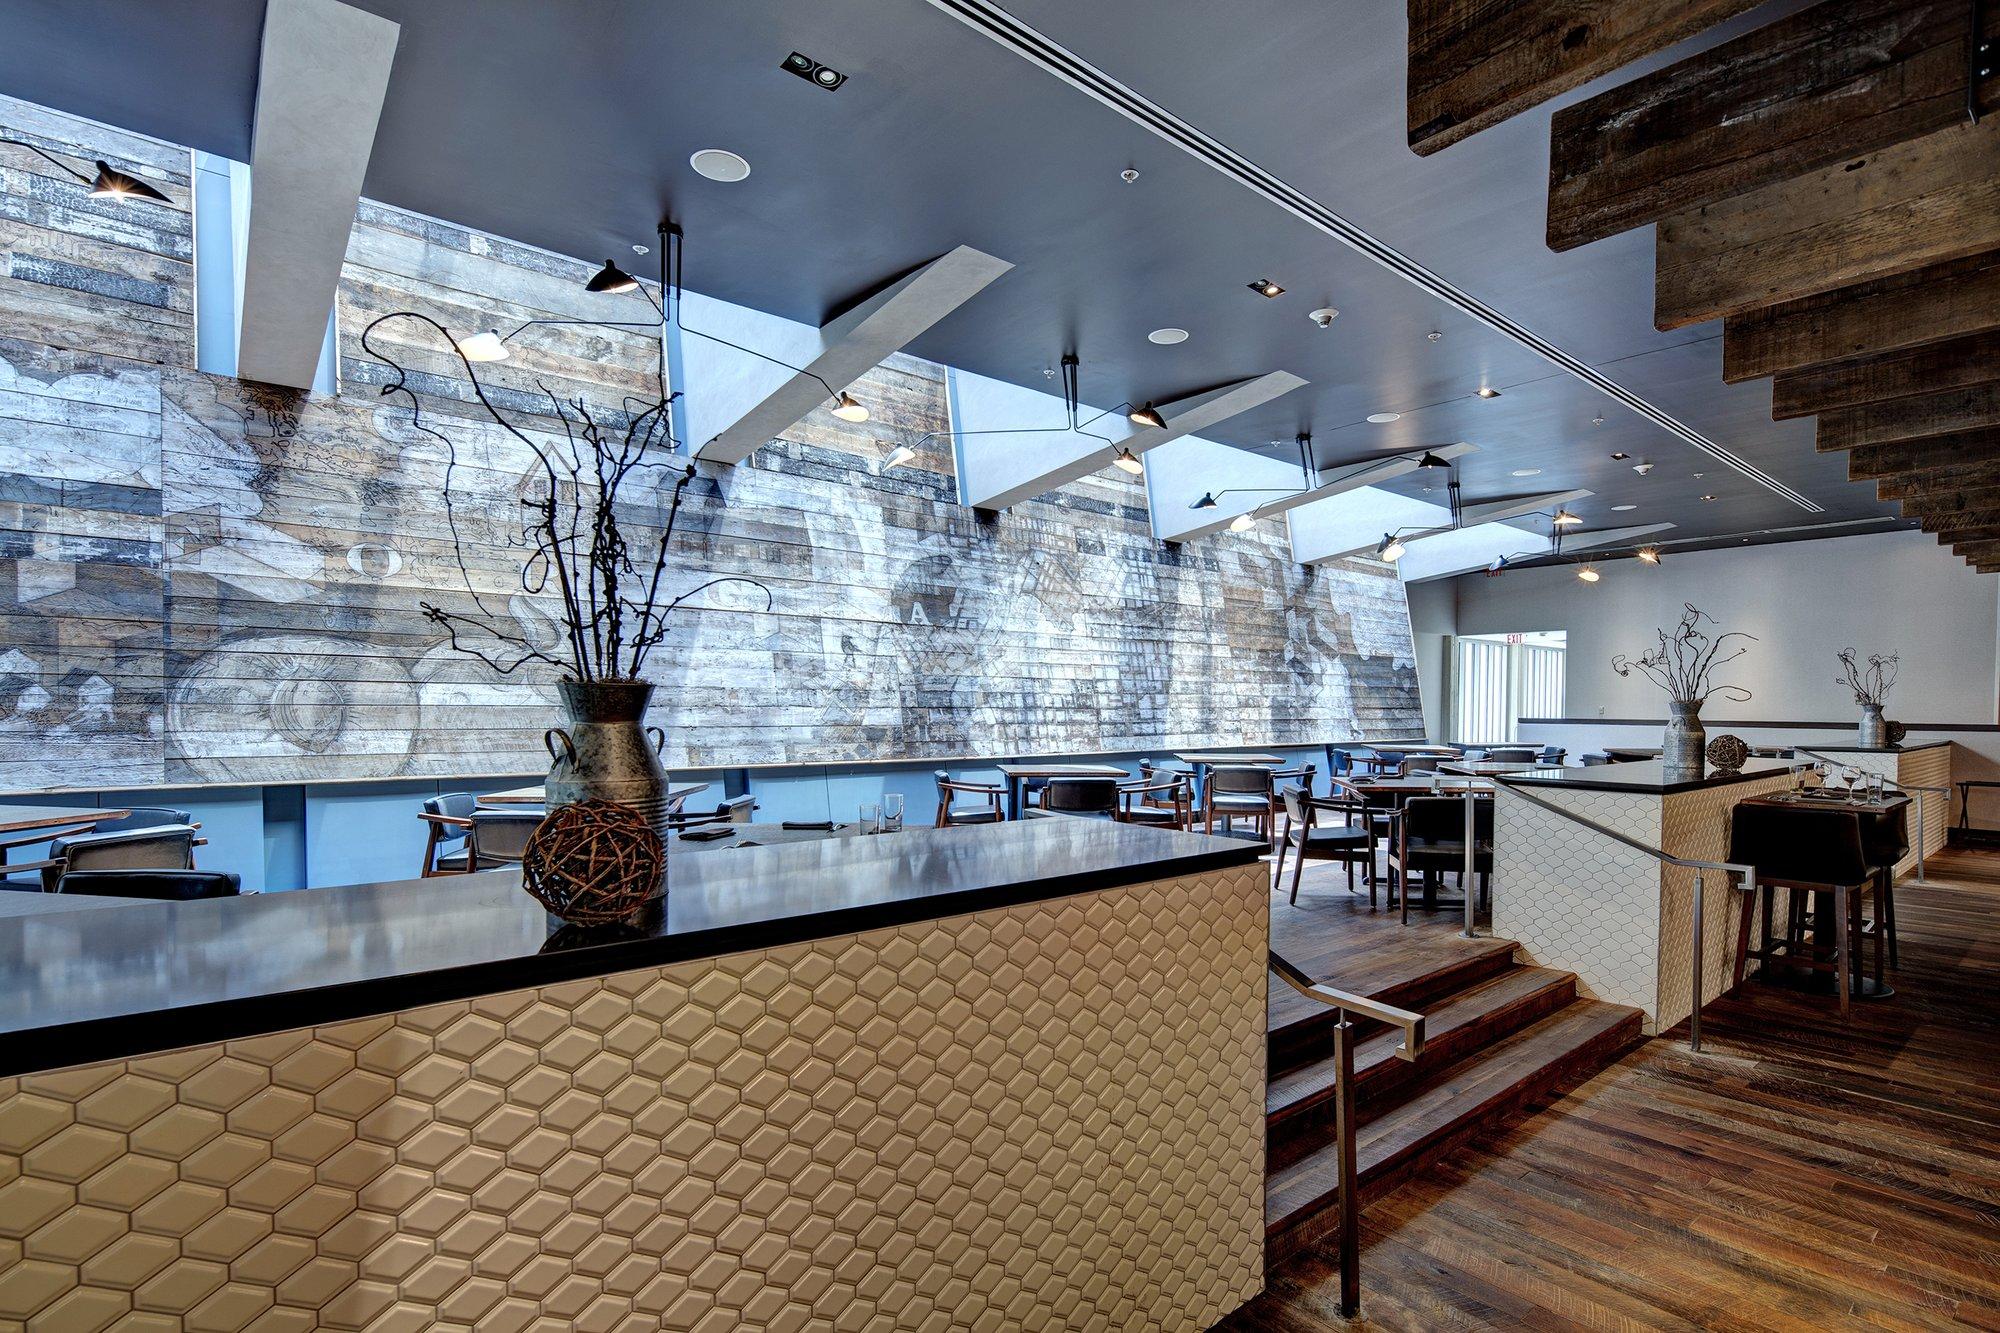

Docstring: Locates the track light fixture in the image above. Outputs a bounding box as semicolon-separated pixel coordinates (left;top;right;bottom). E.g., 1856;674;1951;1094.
1112;446;1144;476
1;138;172;204
1129;403;1167;430
585;259;641;294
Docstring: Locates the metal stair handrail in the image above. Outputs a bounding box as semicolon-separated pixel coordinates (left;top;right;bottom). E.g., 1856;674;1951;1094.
1267;948;1425;1318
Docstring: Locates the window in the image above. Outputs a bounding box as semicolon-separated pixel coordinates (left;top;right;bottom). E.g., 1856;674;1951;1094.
1452;631;1565;744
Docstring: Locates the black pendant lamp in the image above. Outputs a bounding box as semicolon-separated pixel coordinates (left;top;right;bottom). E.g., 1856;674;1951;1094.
585;259;641;294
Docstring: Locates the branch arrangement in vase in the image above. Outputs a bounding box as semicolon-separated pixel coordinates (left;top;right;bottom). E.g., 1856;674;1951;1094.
1611;603;1755;707
1836;648;1898;708
359;311;771;683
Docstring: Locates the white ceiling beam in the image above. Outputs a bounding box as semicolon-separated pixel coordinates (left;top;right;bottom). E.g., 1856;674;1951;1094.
1395;520;1676;581
695;245;1012;464
235;0;399;389
1160;443;1477;543
963;370;1306;512
1288;487;1591;565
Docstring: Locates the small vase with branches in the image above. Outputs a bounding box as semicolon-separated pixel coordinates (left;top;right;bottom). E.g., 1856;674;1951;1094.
1612;604;1756;772
1836;648;1898;746
361;311;770;836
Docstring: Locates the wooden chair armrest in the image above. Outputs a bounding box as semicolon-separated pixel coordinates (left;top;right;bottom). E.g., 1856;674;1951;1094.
940;780;1004;797
419;813;476;829
0;826;93;852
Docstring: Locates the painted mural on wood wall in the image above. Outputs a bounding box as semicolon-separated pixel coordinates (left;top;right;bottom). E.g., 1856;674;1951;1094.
0;97;1420;789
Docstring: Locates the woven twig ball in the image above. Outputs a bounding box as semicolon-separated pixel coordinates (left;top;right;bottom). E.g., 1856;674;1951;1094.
1885;720;1907;745
1704;734;1749;773
521;799;664;924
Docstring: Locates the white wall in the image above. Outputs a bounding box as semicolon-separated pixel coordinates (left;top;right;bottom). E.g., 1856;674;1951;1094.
1450;529;1999;724
1404;578;1456;740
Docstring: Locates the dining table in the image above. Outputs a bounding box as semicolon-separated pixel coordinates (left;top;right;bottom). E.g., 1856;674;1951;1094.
993;764;1130;821
1329;776;1491;937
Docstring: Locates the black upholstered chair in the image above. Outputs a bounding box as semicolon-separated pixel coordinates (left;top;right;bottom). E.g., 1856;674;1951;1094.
1272;787;1373;903
1204;765;1275;839
1483;746;1538;763
1041;778;1119;819
1728;802;1878;1011
934;771;1003;826
420;793;478;876
42;826;197;893
467;811;542;870
1389;796;1493;924
1118;773;1191;830
56;869;241;900
4;807;200;886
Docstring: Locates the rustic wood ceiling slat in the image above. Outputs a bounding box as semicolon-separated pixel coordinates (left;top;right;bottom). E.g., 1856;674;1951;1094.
1654;117;2000;330
1844;428;2000;479
1774;330;2000;419
1722;249;2000;382
1878;459;2000;496
1405;0;1761;155
1546;0;1995;251
1816;383;2000;452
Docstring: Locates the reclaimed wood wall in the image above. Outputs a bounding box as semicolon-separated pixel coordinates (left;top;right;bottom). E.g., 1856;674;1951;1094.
0;97;1420;789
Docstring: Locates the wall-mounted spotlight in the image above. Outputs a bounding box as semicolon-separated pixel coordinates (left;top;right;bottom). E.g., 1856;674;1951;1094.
1475;385;1502;399
1191;492;1219;510
1112;446;1144;475
783;51;847;90
585;259;641;294
1129;404;1168;430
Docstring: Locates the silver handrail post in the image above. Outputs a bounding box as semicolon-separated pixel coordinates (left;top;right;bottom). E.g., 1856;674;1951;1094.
1690;871;1704;1054
1334;1005;1360;1317
1461;785;1478;939
1913;789;1929;884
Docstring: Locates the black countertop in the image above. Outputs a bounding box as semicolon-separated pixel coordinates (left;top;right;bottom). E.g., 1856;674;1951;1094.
1498;757;1801;796
0;819;1260;1078
1788;740;1950;754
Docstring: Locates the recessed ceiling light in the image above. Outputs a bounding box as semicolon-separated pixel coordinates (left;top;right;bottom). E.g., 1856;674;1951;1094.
1248;278;1285;298
1366;412;1401;424
1610;451;1629;460
1510;467;1542;477
782;51;846;90
1701;494;1718;502
1636;547;1660;564
690;148;752;182
1476;386;1501;399
1577;565;1601;583
1148;327;1189;345
1592;414;1606;426
1612;503;1637;512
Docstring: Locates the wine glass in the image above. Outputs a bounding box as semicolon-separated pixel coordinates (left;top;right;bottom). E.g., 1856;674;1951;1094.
1840;767;1862;801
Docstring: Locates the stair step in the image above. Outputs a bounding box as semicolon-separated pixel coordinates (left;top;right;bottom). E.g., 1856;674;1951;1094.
1269;940;1519;1076
1266;965;1579;1167
1265;999;1643;1263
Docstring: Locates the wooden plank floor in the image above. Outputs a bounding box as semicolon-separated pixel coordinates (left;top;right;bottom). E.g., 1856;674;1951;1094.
1226;848;2000;1330
1268;859;1512;1033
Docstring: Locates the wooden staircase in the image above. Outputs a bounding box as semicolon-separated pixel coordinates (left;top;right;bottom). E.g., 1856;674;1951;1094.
1265;940;1643;1264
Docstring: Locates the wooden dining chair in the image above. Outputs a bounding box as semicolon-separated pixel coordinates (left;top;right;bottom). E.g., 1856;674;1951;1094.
1204;765;1275;840
420;793;479;876
467;811;543;871
1118;774;1192;830
41;826;199;893
933;771;1003;826
1272;787;1372;903
1389;796;1493;924
1041;778;1120;819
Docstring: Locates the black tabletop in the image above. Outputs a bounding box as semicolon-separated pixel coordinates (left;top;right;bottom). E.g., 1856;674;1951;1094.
1498;757;1800;796
0;818;1260;1077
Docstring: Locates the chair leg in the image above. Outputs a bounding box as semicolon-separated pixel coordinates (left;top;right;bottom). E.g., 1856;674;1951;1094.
1272;823;1289;891
1834;885;1851;1015
1290;844;1307;906
1733;888;1756;986
1880;871;1899;967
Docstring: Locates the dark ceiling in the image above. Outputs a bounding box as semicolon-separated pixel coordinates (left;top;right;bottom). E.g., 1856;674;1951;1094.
0;0;1909;549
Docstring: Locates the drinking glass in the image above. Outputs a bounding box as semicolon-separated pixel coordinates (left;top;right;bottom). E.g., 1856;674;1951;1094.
1867;772;1885;802
858;803;882;834
882;793;904;832
1841;767;1862;801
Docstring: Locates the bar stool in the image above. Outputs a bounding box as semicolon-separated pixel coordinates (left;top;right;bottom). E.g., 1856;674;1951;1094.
1727;803;1875;1012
